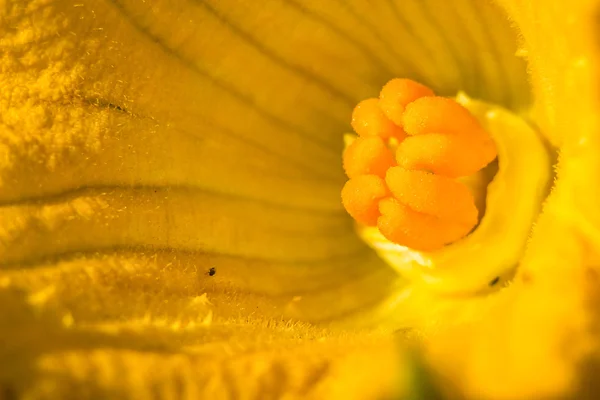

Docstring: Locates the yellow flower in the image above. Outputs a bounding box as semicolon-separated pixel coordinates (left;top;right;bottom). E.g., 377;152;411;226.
1;0;599;399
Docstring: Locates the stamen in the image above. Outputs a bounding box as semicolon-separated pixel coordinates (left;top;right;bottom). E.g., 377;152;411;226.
379;78;434;126
402;96;483;136
385;167;478;226
341;79;497;251
356;91;551;293
397;97;497;178
395;134;496;178
377;198;474;252
351;98;406;140
341;175;389;227
343;136;396;178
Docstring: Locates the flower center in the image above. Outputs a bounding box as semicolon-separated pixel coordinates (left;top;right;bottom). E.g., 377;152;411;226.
341;79;552;293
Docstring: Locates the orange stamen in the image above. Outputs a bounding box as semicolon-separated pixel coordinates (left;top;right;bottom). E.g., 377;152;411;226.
351;98;406;140
402;96;483;137
395;133;497;178
379;78;434;126
342;79;498;251
377;198;474;251
343;136;396;178
385;167;478;226
341;175;389;226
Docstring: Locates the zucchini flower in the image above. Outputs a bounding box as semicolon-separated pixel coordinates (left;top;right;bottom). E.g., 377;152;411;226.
0;1;598;399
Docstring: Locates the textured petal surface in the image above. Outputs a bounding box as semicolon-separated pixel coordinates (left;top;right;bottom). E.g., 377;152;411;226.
1;0;585;398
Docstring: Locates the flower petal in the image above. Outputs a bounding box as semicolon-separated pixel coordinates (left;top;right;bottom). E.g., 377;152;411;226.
0;0;533;397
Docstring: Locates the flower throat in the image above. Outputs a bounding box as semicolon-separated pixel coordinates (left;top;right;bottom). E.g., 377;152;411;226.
341;79;551;294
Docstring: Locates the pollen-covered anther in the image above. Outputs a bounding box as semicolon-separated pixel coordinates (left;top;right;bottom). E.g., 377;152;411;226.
379;78;434;126
381;167;478;250
377;197;474;252
341;175;389;226
351;98;406;140
343;136;396;178
397;96;497;177
341;79;498;251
